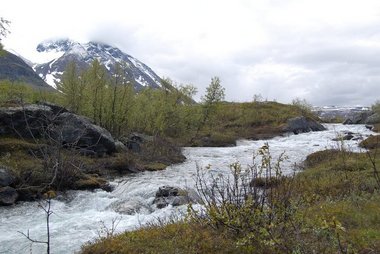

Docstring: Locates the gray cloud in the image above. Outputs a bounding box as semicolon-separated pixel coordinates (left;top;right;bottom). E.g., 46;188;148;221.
4;0;380;106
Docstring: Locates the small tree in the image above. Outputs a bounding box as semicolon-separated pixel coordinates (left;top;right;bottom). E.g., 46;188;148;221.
291;97;313;117
18;191;56;254
191;76;225;139
202;76;225;105
56;61;83;113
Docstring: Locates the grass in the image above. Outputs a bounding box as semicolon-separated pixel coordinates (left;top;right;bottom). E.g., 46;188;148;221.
81;222;246;254
187;101;317;146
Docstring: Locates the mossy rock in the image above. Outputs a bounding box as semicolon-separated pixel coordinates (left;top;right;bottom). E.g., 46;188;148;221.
141;162;168;171
74;175;108;190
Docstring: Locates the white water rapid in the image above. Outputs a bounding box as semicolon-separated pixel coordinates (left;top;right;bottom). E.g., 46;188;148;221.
0;124;376;254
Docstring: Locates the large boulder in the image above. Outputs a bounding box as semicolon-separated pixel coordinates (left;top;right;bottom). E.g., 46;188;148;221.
0;104;117;156
0;104;53;138
153;186;191;209
365;113;380;124
0;186;18;205
0;167;16;187
284;116;326;134
343;111;373;125
52;112;116;156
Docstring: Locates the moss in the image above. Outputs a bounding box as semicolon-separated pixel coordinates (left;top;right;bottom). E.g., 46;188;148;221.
140;162;168;171
74;175;107;190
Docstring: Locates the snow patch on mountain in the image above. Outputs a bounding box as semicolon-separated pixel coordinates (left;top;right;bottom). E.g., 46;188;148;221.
34;39;162;90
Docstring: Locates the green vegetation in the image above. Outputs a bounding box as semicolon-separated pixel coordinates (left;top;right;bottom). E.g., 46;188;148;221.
0;81;62;106
372;100;380;114
55;61;313;146
82;140;380;253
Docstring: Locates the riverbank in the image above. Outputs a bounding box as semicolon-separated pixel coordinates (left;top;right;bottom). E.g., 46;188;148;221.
82;125;380;254
0;99;323;205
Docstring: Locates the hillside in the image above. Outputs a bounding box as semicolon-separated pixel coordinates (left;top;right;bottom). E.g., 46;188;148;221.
0;50;52;89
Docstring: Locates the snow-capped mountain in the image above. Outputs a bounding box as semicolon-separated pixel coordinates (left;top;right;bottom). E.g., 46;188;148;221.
34;39;162;90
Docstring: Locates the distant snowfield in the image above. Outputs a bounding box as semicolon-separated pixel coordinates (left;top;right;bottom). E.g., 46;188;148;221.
0;124;377;254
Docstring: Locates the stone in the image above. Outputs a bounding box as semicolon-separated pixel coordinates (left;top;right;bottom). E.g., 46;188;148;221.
332;134;354;141
365;113;380;124
343;111;373;125
115;140;127;153
0;186;18;205
153;186;191;209
0;167;15;187
125;133;153;153
0;104;117;156
52;112;116;156
0;104;53;138
284;116;326;134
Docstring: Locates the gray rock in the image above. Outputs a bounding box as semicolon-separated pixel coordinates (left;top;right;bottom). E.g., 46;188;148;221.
332;134;354;141
0;104;53;138
0;186;18;205
52;112;116;156
153;186;191;209
115;140;127;153
365;113;380;124
0;167;15;187
284;116;326;134
0;104;117;156
124;132;153;153
343;111;373;125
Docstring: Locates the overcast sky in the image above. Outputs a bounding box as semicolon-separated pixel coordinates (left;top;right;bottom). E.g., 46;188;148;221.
2;0;380;106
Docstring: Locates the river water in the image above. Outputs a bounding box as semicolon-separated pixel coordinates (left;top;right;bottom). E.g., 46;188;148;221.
0;124;376;254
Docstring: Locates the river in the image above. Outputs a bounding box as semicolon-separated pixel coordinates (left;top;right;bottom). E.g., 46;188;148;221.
0;124;376;254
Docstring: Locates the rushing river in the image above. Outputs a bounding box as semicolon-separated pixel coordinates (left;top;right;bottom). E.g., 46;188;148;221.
0;124;376;254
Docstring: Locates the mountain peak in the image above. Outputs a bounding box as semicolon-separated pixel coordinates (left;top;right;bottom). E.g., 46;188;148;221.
34;39;162;90
36;39;76;53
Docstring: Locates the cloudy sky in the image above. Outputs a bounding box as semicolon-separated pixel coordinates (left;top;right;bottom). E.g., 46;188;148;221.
2;0;380;106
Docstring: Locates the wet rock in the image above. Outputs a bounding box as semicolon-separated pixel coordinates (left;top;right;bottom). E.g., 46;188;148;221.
0;167;15;187
365;125;374;130
332;134;354;141
0;186;18;205
153;186;191;209
284;116;326;134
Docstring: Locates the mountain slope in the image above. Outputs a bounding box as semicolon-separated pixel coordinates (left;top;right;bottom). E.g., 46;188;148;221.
0;50;52;89
34;39;162;90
